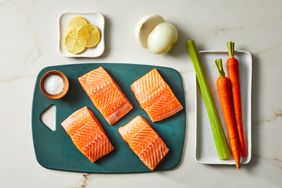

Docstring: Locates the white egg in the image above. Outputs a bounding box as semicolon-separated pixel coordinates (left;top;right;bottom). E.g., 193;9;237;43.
135;15;165;48
147;22;178;54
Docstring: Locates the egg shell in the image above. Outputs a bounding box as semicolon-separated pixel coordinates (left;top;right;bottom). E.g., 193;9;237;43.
135;15;165;48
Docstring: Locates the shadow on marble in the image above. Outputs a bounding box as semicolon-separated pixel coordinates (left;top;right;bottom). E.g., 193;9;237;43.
99;14;111;59
167;22;198;58
245;54;261;170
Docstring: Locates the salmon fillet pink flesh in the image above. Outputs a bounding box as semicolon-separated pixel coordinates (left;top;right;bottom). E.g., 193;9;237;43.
131;69;183;122
78;67;133;125
119;115;169;170
61;106;114;162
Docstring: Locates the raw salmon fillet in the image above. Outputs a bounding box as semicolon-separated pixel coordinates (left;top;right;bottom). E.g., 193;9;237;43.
119;115;169;170
131;69;183;122
78;67;133;125
61;106;114;162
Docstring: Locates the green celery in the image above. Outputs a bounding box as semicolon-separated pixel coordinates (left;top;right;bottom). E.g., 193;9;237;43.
186;40;231;160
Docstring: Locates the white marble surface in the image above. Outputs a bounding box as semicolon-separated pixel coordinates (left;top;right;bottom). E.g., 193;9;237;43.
0;0;282;187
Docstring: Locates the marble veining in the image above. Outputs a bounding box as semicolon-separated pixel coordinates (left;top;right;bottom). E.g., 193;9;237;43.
25;13;42;65
79;174;90;188
265;111;282;123
0;75;34;83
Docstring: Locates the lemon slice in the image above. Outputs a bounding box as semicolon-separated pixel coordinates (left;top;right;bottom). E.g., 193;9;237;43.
77;24;101;48
64;33;86;54
67;16;88;37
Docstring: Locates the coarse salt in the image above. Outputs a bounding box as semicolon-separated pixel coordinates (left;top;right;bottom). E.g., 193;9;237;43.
44;75;65;95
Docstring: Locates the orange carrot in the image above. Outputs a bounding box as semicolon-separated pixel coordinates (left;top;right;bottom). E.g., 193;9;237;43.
227;41;247;158
215;59;241;169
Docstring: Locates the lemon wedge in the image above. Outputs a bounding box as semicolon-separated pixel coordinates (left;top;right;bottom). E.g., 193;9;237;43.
67;16;88;37
77;24;101;48
64;33;86;54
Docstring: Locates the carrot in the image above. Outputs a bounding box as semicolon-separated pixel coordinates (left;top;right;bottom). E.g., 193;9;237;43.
227;41;247;158
215;59;241;169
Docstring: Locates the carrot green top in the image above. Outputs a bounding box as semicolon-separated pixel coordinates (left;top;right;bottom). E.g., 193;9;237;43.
227;41;235;58
215;58;225;77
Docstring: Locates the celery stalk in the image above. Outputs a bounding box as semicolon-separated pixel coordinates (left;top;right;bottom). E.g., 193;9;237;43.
186;40;230;160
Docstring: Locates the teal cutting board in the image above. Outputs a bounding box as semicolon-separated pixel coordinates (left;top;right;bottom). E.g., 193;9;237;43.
32;63;186;173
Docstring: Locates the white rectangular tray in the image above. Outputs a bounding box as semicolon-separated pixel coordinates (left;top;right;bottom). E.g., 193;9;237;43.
59;12;105;58
195;50;252;165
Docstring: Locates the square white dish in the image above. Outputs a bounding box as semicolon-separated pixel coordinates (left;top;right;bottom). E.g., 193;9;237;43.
195;50;252;165
59;12;105;58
